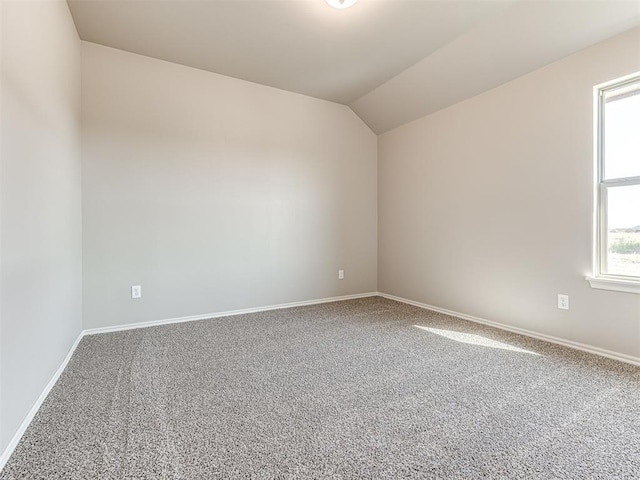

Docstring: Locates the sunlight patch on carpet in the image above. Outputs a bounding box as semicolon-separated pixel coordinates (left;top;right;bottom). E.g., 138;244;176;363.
414;325;540;355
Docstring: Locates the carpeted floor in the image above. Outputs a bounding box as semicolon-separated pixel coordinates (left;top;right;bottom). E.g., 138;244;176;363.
2;296;639;479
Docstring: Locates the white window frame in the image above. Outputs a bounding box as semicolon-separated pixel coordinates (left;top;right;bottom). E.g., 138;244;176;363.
587;72;640;294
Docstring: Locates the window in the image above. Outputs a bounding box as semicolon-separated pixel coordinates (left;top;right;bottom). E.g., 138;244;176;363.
588;73;640;294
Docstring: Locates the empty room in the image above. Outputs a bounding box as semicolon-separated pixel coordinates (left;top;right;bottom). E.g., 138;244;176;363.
1;0;639;478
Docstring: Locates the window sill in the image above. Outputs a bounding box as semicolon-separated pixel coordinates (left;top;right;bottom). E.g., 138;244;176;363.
586;276;640;294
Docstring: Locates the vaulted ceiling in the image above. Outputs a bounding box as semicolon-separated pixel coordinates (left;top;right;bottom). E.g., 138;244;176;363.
67;0;640;133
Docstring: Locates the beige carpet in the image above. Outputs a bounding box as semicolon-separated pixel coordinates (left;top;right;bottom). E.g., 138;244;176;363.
1;297;639;479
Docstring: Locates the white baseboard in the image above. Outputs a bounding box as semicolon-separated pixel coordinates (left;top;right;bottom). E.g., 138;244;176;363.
0;331;85;472
378;292;640;367
0;291;377;473
83;292;379;336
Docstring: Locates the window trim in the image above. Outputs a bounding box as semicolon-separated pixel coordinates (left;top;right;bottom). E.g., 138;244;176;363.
588;72;640;294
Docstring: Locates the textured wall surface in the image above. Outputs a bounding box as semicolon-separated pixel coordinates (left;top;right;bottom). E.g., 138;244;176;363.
378;28;640;358
81;42;378;329
0;0;82;451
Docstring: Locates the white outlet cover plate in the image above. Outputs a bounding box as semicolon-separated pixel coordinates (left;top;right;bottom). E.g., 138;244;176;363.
132;285;142;299
557;294;569;310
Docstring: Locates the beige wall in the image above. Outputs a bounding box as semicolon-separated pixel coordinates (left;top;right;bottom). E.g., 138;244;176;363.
81;42;378;330
0;0;82;451
378;28;640;359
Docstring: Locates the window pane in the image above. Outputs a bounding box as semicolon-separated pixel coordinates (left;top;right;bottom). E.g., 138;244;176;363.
604;184;640;277
604;88;640;179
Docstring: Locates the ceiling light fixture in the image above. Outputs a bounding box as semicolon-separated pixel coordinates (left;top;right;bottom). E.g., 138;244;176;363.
326;0;358;9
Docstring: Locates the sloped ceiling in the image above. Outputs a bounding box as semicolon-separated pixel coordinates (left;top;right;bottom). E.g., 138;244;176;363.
351;0;640;133
67;0;640;134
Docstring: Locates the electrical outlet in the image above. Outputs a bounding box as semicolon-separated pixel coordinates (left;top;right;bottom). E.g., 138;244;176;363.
338;269;344;280
131;285;142;299
557;294;569;310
